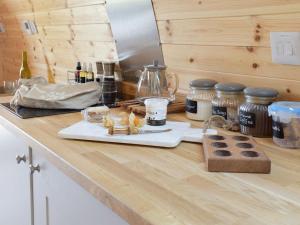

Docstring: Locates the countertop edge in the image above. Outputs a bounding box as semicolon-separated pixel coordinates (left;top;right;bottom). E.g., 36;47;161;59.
0;115;154;225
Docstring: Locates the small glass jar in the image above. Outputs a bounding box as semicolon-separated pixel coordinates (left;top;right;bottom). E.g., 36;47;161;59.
186;79;217;121
239;87;278;137
145;98;169;126
212;83;245;131
269;102;300;149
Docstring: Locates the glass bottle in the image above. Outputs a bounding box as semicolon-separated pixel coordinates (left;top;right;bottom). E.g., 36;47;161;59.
19;51;32;79
75;62;81;83
186;79;217;121
240;87;278;137
87;63;95;82
80;63;87;83
212;83;245;131
102;62;117;107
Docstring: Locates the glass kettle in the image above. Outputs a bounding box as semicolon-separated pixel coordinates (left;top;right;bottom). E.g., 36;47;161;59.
136;60;179;103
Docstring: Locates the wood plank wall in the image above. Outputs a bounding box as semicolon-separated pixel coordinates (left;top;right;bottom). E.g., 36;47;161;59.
0;0;117;84
1;0;300;100
153;0;300;100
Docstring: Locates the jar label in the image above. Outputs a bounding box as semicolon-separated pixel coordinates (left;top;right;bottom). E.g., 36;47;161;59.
272;121;284;139
212;106;227;120
146;109;167;121
186;99;197;114
239;111;256;128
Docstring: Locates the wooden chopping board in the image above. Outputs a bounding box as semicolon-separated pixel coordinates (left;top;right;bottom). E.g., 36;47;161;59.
58;121;217;148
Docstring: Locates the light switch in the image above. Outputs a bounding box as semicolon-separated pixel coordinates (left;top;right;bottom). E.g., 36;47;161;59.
270;32;300;65
285;42;294;56
0;23;5;33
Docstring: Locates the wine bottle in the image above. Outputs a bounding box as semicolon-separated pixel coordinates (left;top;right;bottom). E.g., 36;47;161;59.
19;51;32;79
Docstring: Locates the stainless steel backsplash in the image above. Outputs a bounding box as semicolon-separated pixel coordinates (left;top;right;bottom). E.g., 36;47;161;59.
106;0;164;78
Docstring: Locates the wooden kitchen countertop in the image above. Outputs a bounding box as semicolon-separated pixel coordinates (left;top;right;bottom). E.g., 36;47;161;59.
1;96;300;225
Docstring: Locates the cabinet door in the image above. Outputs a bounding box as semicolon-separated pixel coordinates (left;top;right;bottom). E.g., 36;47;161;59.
0;124;31;225
32;149;129;225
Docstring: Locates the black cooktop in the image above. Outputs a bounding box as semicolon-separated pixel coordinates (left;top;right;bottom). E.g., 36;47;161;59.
0;103;80;119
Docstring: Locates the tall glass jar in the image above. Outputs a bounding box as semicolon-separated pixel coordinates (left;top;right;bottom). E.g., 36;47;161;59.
240;87;278;137
186;79;217;121
212;83;245;131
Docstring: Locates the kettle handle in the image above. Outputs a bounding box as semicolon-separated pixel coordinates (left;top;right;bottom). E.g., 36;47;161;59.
166;72;179;102
136;69;147;99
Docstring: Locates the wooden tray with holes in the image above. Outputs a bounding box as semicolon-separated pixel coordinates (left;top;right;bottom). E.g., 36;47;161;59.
203;134;271;173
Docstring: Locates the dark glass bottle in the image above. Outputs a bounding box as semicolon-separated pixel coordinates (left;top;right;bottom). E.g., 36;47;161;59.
75;62;81;83
102;75;117;107
240;87;278;137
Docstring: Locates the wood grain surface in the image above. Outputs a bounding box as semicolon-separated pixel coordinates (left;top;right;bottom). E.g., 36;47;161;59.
203;134;271;173
0;0;116;84
154;1;300;100
1;1;300;100
0;96;300;225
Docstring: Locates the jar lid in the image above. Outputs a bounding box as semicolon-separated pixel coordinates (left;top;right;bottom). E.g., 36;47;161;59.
144;60;166;71
215;82;246;93
190;79;217;90
244;87;279;98
269;101;300;116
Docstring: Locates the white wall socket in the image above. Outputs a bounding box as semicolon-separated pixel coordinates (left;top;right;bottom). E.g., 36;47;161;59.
0;23;5;33
270;32;300;65
22;20;38;35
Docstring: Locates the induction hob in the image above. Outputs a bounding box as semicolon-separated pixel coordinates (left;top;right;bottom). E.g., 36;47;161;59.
0;103;80;119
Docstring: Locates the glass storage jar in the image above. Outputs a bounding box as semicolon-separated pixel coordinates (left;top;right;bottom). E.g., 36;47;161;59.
186;79;217;121
212;83;245;131
239;87;278;137
268;102;300;149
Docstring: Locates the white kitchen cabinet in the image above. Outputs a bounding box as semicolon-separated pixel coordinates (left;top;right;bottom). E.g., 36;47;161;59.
32;147;129;225
0;124;31;225
0;122;128;225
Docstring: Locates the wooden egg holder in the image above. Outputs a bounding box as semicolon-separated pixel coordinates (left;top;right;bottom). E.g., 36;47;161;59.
203;134;271;173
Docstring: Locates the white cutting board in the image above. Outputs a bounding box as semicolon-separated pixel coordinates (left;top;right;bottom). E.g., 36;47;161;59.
58;121;217;148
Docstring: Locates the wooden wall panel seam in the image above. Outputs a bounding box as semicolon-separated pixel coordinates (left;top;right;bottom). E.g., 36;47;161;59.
153;0;300;20
162;44;300;82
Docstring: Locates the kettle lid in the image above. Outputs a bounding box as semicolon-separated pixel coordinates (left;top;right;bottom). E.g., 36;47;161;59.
144;60;166;71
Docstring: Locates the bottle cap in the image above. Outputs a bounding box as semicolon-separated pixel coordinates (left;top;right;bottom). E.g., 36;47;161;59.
269;101;300;116
244;87;278;98
88;63;93;72
82;63;87;70
215;82;246;93
144;60;166;71
76;62;81;70
190;79;217;90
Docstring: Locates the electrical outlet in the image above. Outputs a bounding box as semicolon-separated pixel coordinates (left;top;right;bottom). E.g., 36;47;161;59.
29;21;38;34
22;20;38;35
270;32;300;65
0;23;5;33
22;20;32;34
